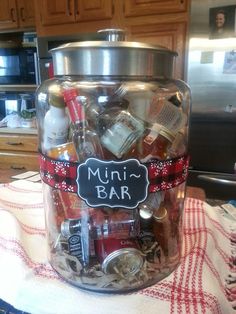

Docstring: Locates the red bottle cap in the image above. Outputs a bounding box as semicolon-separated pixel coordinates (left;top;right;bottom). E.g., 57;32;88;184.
63;88;85;123
63;88;78;102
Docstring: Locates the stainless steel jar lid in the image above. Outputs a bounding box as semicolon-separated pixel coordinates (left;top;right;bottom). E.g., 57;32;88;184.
50;29;177;78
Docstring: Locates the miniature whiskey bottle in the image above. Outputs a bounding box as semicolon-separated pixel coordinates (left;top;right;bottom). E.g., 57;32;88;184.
43;85;70;153
63;88;104;161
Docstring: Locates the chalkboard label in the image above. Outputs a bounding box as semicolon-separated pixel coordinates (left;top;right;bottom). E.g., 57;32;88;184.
77;158;149;209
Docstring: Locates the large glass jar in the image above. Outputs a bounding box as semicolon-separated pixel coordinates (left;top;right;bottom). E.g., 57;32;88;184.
36;30;191;293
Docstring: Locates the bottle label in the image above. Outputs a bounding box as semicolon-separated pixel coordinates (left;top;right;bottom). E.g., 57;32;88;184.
68;234;83;262
78;141;97;159
43;130;69;151
100;112;145;158
46;134;68;146
39;153;190;207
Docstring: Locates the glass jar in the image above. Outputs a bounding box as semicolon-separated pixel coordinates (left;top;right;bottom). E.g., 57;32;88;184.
36;29;191;293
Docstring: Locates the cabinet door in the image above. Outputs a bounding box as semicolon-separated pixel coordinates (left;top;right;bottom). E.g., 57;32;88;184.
129;22;187;79
39;0;76;26
0;0;18;30
76;0;113;22
0;151;39;171
17;0;35;28
0;134;38;152
124;0;187;17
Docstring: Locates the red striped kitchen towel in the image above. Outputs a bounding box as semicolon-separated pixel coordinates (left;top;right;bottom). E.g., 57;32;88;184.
0;180;234;314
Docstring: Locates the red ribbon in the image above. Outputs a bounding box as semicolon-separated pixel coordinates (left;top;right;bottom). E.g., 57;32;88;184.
39;153;189;194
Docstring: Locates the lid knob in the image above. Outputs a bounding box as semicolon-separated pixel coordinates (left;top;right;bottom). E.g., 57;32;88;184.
97;28;126;42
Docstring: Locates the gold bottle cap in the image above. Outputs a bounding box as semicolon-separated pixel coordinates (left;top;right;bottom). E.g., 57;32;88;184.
48;84;66;108
153;206;167;220
150;123;175;143
159;126;175;143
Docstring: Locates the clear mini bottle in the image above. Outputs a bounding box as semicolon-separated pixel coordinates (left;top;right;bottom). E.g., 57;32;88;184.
63;87;104;161
42;85;70;153
99;109;145;159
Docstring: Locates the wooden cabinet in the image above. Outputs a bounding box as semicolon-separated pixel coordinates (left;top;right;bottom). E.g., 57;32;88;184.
16;0;35;28
39;0;76;26
77;0;113;22
0;131;39;171
124;0;188;17
34;0;190;79
0;0;18;30
38;0;113;27
128;22;187;79
0;0;35;31
123;0;189;79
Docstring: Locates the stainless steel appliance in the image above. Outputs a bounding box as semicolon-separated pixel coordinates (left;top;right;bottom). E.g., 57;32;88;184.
186;0;236;200
0;46;39;85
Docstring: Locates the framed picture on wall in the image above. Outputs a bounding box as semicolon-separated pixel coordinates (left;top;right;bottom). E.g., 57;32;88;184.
209;5;236;39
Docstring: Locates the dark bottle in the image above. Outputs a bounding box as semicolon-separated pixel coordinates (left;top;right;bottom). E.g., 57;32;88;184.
152;203;180;264
63;88;104;161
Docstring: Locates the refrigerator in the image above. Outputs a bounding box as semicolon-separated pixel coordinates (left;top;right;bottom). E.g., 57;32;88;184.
186;0;236;200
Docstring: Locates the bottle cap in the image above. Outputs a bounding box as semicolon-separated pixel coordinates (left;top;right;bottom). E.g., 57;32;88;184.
153;206;167;220
168;92;183;107
62;88;85;123
150;123;175;143
48;85;65;108
63;88;78;102
159;126;175;143
150;123;162;133
139;205;153;220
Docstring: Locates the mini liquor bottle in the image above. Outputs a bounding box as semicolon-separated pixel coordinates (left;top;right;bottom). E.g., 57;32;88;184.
63;88;104;161
148;97;187;135
152;203;180;264
168;131;187;158
99;109;145;159
127;123;175;162
43;84;70;153
47;142;77;161
138;191;165;220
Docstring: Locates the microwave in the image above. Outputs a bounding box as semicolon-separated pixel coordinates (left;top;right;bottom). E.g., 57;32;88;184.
0;47;39;85
37;32;106;82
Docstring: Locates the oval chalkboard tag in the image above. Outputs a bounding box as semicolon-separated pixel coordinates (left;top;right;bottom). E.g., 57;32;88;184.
77;158;149;209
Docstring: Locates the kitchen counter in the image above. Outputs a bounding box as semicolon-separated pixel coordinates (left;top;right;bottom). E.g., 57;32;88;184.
0;127;37;135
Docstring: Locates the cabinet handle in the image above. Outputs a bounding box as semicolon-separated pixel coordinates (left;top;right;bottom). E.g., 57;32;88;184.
6;141;23;146
11;166;26;170
112;1;114;16
67;0;73;15
198;174;236;186
20;7;25;21
10;8;16;22
74;0;79;16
